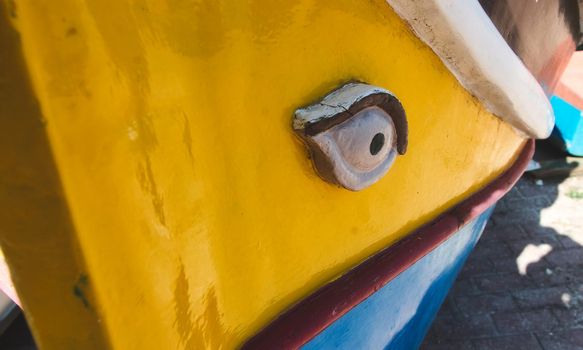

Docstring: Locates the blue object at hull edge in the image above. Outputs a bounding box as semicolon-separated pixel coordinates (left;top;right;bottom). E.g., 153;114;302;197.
303;207;495;350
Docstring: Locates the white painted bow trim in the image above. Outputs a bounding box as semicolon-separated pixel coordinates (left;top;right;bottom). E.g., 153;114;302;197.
386;0;555;138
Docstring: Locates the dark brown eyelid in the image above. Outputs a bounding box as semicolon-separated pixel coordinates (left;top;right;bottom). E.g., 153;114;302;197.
302;92;408;155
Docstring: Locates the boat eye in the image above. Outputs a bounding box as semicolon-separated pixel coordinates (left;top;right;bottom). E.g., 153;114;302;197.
293;82;408;191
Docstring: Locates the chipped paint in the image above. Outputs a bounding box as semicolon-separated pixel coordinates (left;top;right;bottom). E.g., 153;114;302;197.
385;0;555;138
1;1;528;347
293;83;408;191
73;274;90;309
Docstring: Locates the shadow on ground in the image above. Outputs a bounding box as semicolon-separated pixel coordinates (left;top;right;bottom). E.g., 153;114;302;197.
421;164;583;349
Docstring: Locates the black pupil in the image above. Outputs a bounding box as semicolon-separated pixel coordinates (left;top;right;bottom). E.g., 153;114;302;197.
370;133;385;156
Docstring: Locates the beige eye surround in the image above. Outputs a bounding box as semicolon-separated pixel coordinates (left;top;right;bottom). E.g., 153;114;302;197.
293;82;408;191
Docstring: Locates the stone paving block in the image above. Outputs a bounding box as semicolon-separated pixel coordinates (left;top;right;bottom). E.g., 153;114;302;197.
474;272;534;293
546;248;583;267
459;256;496;279
491;208;540;226
424;312;458;339
513;286;573;309
537;328;583;350
451;278;480;297
570;283;583;294
516;179;560;198
472;334;542;350
528;267;581;288
434;296;458;319
481;223;529;241
557;234;583;249
489;256;521;273
506;237;559;255
521;222;561;239
472;240;513;259
420;339;475;350
504;186;524;201
455;293;517;316
504;196;553;211
492;309;559;334
552;307;583;328
567;284;583;307
491;255;553;275
445;314;498;339
424;312;498;341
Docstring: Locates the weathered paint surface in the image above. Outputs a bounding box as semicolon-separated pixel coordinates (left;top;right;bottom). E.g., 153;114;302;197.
243;140;533;349
386;0;556;138
555;51;583;111
1;1;525;348
0;6;108;348
293;83;407;191
479;0;580;96
303;207;493;350
550;51;583;156
550;96;583;156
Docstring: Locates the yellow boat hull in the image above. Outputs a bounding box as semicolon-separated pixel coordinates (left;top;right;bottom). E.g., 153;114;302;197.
0;0;526;348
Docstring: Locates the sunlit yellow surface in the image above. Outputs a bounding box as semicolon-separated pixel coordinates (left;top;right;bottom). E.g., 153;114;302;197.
1;0;525;348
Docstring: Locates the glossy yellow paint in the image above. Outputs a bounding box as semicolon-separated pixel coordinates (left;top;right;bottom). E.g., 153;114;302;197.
1;0;525;348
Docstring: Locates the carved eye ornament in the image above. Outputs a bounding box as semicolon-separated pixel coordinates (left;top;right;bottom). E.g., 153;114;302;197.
293;83;408;191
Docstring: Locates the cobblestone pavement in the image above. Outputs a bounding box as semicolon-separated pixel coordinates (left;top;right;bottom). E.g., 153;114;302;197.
421;174;583;350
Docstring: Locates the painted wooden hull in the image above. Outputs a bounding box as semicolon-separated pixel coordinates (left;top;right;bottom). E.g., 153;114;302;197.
481;1;583;159
0;0;577;349
244;140;534;349
304;208;494;350
550;52;583;156
550;96;583;156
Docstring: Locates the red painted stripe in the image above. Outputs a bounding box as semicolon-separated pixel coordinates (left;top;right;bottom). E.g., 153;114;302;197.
242;139;535;350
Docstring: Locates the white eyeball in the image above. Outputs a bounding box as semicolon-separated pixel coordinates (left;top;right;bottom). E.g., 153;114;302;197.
325;106;395;171
294;83;407;191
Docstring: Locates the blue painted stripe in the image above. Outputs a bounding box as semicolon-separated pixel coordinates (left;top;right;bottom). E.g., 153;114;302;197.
550;95;583;156
302;207;494;350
